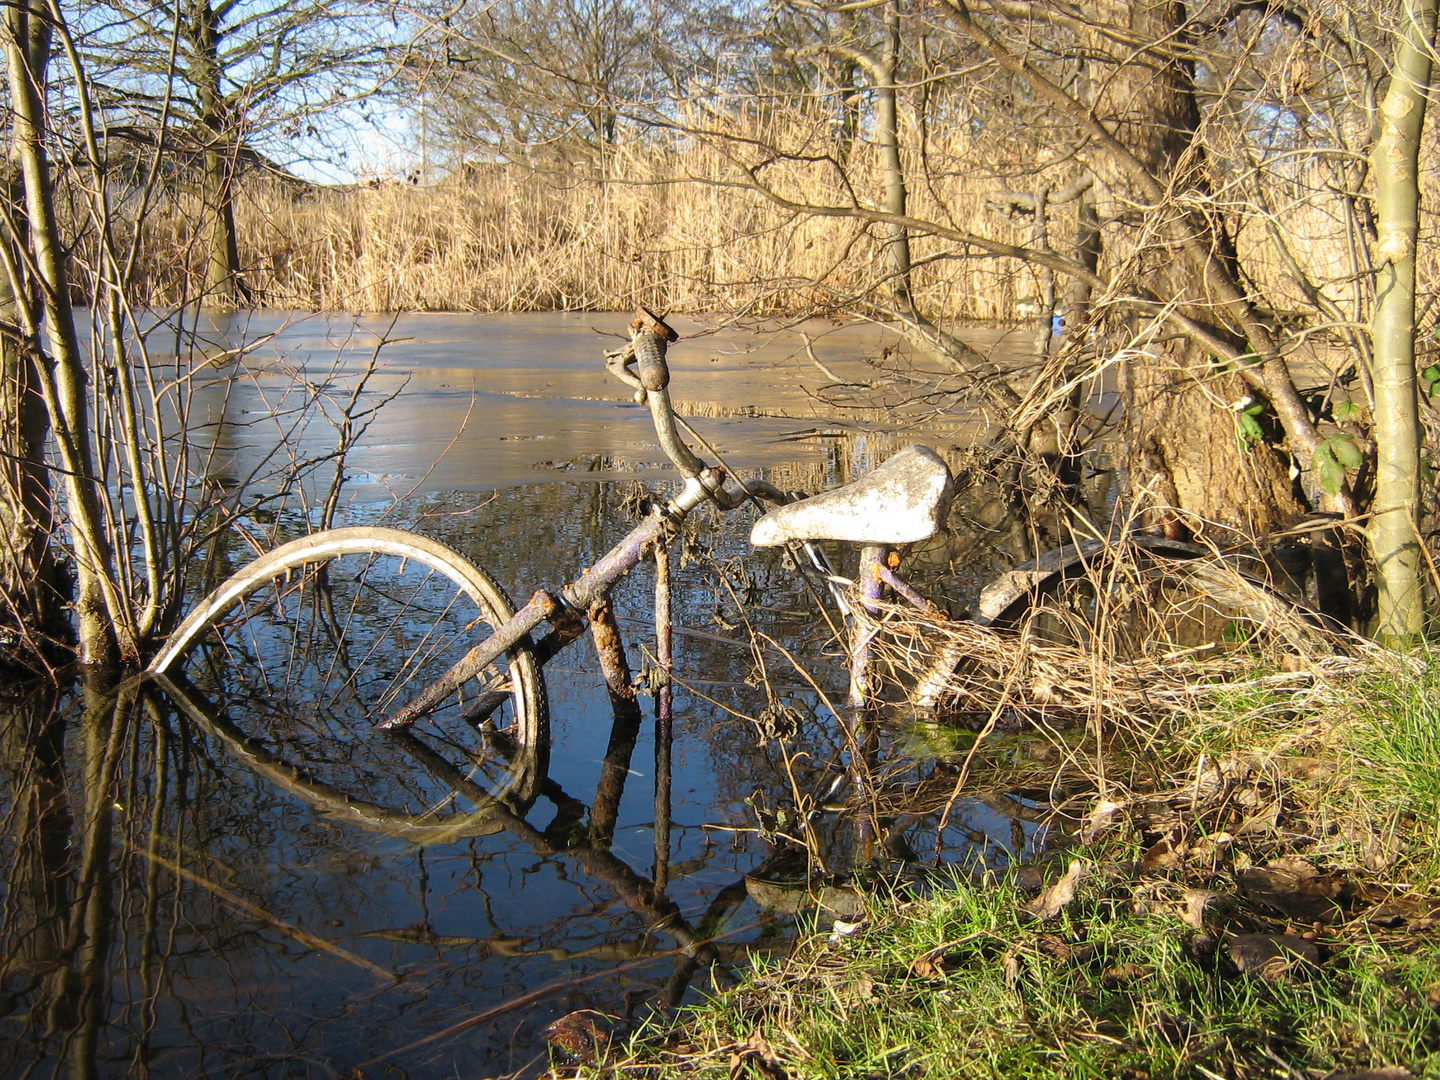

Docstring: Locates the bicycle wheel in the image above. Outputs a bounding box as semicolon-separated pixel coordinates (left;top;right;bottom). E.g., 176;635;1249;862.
149;527;549;818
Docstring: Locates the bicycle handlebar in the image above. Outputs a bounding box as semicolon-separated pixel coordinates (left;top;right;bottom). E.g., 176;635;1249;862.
606;309;791;513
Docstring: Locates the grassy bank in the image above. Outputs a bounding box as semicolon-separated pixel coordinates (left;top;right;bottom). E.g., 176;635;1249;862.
579;658;1440;1080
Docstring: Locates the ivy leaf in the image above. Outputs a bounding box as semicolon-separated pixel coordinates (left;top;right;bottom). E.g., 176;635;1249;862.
1235;411;1265;447
1423;365;1440;401
1314;445;1345;495
1332;401;1361;422
1328;433;1363;469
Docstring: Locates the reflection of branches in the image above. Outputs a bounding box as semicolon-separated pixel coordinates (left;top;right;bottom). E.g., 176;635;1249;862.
124;840;397;982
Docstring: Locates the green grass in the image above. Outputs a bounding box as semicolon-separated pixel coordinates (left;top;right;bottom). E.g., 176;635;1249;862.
1348;656;1440;874
600;656;1440;1080
615;874;1440;1080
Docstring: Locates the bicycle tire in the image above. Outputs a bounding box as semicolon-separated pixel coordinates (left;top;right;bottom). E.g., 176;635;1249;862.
149;526;549;813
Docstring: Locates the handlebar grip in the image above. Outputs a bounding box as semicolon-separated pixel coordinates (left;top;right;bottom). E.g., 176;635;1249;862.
633;331;670;391
630;308;678;392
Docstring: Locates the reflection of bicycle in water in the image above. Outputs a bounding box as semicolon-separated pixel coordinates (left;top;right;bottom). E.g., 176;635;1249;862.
145;308;1320;839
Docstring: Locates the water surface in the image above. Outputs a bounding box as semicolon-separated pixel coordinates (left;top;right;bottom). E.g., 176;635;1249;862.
2;313;1062;1079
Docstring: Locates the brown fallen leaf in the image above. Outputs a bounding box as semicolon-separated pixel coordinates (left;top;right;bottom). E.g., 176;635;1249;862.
1030;932;1094;964
1187;832;1234;871
1021;859;1085;921
1142;832;1186;871
729;1030;787;1080
1080;800;1127;844
1237;862;1346;923
1180;889;1220;930
1228;933;1320;982
842;972;877;1003
909;930;985;978
544;1010;620;1064
1002;949;1020;989
1100;963;1148;989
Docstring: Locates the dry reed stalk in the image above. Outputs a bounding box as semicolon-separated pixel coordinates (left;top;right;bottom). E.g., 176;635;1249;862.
856;540;1374;725
56;98;1440;324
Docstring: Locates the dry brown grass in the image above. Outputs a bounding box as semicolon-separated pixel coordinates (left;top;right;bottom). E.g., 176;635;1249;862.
109;103;1426;325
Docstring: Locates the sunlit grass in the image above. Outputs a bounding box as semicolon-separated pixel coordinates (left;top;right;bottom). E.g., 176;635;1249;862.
597;654;1440;1080
611;872;1440;1080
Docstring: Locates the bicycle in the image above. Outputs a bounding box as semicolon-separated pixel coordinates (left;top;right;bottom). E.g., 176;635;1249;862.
145;309;1325;829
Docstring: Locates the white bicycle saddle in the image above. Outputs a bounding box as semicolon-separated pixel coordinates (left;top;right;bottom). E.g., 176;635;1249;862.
750;445;954;547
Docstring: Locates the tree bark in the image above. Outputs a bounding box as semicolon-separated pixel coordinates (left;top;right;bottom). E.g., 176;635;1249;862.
1085;0;1303;534
0;173;62;660
876;0;914;315
4;0;124;666
193;2;244;308
1369;0;1436;644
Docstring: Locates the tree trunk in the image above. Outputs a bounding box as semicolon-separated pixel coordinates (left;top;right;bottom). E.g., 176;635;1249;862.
876;0;914;314
4;0;124;666
202;147;242;306
1087;0;1303;535
193;2;244;308
0;173;63;660
1369;0;1436;644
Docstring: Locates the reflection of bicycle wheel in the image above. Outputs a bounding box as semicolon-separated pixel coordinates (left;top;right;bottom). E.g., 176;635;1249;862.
149;527;548;811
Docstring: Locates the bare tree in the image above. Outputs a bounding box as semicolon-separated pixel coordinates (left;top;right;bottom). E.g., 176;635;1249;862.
82;0;397;306
415;0;752;167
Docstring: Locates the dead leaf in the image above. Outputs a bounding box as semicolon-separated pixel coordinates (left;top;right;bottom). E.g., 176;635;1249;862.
729;1030;787;1080
1002;949;1020;988
1228;933;1320;982
1237;863;1345;923
1080;800;1127;844
910;948;949;979
1187;832;1234;871
1267;855;1317;878
1364;898;1440;932
1142;833;1186;871
1030;932;1093;963
1100;963;1148;989
1021;859;1084;921
1362;830;1404;871
842;972;876;1003
544;1010;619;1064
909;931;984;978
1180;889;1220;930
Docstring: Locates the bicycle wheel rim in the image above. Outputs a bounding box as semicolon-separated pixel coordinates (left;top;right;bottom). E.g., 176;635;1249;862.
151;528;548;825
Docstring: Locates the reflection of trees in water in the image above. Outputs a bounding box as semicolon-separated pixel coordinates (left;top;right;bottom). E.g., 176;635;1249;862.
0;472;1043;1076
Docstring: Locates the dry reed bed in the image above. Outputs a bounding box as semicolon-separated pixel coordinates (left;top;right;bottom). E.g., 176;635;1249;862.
843;545;1416;843
107;103;1412;319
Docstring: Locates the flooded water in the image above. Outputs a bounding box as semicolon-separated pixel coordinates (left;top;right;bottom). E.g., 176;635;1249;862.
2;313;1070;1079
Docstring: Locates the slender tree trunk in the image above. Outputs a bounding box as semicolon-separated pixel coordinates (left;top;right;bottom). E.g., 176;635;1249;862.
192;3;243;308
4;0;126;666
1370;0;1436;644
201;147;242;306
0;189;62;658
876;0;913;313
0;10;63;663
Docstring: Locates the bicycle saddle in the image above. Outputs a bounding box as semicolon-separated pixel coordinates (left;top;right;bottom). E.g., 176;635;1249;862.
750;445;954;547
